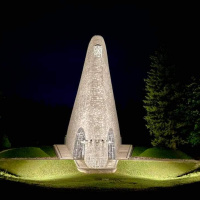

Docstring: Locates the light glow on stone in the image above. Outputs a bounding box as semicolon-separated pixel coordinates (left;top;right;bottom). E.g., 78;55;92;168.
65;35;121;169
60;35;132;172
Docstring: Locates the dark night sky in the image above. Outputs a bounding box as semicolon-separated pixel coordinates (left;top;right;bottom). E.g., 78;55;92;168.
0;1;199;145
1;1;199;107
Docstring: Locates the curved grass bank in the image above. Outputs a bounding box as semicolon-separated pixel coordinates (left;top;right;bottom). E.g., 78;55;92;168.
0;159;200;191
0;146;199;192
0;147;56;158
131;147;192;159
1;159;198;180
138;147;192;159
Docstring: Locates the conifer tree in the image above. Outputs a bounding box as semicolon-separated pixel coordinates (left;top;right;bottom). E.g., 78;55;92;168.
143;49;184;149
176;76;200;147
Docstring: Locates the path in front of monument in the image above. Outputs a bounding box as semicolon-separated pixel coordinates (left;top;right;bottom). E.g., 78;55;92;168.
0;157;59;160
0;156;199;162
129;156;200;162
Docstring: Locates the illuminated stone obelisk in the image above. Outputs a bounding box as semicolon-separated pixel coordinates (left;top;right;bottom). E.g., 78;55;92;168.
65;35;121;170
53;35;133;173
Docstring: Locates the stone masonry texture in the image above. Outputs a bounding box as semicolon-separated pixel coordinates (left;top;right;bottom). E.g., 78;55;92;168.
65;35;122;168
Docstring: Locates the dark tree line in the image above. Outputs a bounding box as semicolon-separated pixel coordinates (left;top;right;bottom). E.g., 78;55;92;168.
0;95;72;149
144;47;200;152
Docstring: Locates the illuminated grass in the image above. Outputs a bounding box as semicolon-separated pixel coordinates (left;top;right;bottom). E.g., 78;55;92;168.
116;160;198;179
0;160;79;179
39;146;56;157
0;146;199;190
0;146;57;158
131;146;148;157
0;146;191;159
0;147;50;158
0;159;200;190
139;147;192;159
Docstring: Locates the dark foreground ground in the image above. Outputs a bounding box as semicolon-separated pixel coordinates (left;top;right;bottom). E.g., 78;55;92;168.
1;178;200;198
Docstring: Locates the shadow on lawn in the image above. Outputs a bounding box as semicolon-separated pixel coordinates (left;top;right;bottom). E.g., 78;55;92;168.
1;178;200;198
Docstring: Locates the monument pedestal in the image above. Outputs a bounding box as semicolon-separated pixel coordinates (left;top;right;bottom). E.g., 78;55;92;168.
54;144;133;173
74;160;118;173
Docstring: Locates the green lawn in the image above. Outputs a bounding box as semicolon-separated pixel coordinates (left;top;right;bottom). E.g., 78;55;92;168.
0;146;192;159
132;146;192;159
39;146;57;157
131;146;149;156
0;146;56;158
0;146;199;192
0;159;200;190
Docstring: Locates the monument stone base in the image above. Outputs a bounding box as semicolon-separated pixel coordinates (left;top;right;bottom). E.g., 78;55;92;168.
74;160;118;173
53;144;133;173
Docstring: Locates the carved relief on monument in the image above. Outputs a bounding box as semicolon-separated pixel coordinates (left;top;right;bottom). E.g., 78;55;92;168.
82;44;109;168
73;128;85;159
93;44;102;57
108;128;115;159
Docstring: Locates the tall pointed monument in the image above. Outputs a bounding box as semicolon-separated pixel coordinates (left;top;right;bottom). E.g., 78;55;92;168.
54;35;132;173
